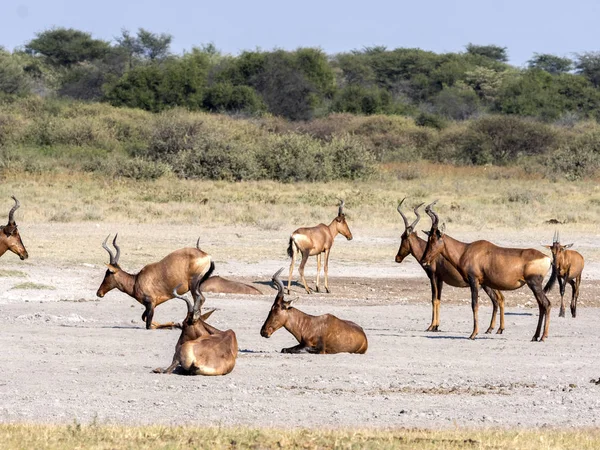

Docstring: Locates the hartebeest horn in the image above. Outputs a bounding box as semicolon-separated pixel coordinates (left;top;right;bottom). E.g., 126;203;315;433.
172;284;193;315
397;198;410;230
272;267;285;301
112;233;121;264
102;235;116;265
412;202;424;230
7;196;20;225
425;200;439;229
192;277;206;315
338;199;345;216
196;237;201;250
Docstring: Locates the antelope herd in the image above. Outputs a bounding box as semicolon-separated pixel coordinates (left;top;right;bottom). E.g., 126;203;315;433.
1;195;589;376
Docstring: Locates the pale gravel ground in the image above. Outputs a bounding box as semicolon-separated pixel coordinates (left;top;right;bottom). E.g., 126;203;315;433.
1;223;600;429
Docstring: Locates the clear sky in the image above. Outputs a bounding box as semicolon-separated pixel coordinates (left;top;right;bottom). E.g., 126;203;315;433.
1;0;597;66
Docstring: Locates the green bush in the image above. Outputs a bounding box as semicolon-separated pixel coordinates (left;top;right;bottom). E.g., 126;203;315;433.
543;130;600;180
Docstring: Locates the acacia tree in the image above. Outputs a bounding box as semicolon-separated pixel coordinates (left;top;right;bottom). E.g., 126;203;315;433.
528;53;573;74
25;28;110;66
575;52;600;87
466;43;508;62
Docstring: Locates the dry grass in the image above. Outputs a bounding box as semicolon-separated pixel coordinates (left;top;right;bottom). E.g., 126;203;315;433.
11;282;55;290
0;269;27;277
1;163;599;232
1;424;599;450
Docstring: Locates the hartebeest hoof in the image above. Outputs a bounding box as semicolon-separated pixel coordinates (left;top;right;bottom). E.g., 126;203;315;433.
152;367;164;373
559;309;565;318
496;329;504;335
571;310;577;318
484;327;494;334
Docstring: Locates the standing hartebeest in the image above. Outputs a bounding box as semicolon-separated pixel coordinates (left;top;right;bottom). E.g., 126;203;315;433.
0;196;28;261
261;268;368;354
395;199;506;333
543;231;584;318
287;200;353;294
153;271;238;376
420;202;552;341
96;234;213;329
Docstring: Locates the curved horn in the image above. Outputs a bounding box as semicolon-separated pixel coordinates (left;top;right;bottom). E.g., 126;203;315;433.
102;235;116;265
172;284;193;315
338;199;345;216
196;237;200;250
411;202;424;230
112;233;121;264
192;277;206;314
397;198;410;230
272;267;285;297
425;200;439;229
8;196;20;225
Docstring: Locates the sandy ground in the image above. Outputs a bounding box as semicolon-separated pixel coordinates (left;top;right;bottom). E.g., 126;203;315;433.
1;223;600;429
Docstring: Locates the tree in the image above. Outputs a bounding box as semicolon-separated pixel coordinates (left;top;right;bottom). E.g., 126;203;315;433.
0;49;32;95
466;44;508;62
528;53;573;74
25;28;110;66
136;28;172;61
575;52;600;87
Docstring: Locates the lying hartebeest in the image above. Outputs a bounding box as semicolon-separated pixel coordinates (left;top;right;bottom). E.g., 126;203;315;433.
261;268;368;354
153;269;238;376
395;199;506;333
543;231;584;318
287;200;353;294
0;196;28;260
421;202;552;341
96;234;213;329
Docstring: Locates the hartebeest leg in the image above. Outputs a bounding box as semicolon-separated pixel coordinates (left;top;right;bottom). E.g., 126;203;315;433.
315;253;322;292
281;344;312;354
433;277;443;331
426;277;438;332
558;275;566;317
323;248;331;293
143;298;154;330
153;358;179;374
570;275;580;318
482;286;498;334
298;251;312;294
287;242;298;295
496;290;505;334
468;276;480;340
528;275;551;342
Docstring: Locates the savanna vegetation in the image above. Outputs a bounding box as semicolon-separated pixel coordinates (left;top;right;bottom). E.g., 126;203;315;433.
1;28;600;183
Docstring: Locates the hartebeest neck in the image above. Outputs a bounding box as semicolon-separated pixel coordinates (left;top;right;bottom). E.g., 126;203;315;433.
407;233;427;260
0;236;8;257
327;218;340;239
283;308;313;343
439;234;468;269
114;270;137;298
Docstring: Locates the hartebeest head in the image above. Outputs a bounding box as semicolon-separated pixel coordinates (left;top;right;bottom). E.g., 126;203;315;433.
420;200;445;268
334;200;353;241
96;234;123;297
172;283;214;326
395;198;424;263
543;230;573;267
1;196;28;260
260;268;294;338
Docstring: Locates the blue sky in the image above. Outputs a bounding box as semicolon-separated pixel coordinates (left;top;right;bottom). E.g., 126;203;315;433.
1;0;597;66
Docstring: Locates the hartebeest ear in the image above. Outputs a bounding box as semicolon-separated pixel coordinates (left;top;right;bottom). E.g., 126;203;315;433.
542;245;552;249
201;309;216;321
3;225;17;236
564;243;574;249
422;230;430;237
282;299;295;309
440;223;446;233
105;263;119;273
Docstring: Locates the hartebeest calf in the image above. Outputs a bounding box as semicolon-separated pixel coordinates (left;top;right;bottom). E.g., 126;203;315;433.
96;234;213;329
261;268;368;354
421;202;552;341
287;200;353;294
153;269;238;376
543;231;584;318
395;199;505;333
0;196;28;260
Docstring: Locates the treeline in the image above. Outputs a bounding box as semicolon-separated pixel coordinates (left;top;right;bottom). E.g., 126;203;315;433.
3;27;600;123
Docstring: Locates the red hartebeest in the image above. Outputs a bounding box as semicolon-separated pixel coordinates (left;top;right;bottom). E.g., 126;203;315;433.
543;231;584;318
261;268;368;354
153;273;238;376
96;234;213;329
287;200;353;294
421;202;552;341
395;199;505;333
0;196;28;261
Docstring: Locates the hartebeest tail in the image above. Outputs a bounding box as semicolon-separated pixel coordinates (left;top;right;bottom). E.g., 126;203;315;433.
543;231;584;318
153;277;238;376
0;196;28;261
287;200;353;294
96;234;214;329
421;202;552;341
395;199;506;334
261;268;368;354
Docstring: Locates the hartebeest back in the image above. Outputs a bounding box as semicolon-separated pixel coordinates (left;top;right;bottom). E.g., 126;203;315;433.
395;199;506;334
96;234;213;329
421;202;552;341
287;200;353;294
261;268;368;354
153;273;238;376
543;231;584;318
0;196;28;261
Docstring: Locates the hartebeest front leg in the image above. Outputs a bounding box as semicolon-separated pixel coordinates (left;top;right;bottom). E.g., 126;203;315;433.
153;357;179;374
570;276;580;318
281;344;312;353
298;251;312;294
528;275;551;342
323;248;331;293
468;276;480;340
315;253;322;292
142;297;155;330
558;275;566;317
